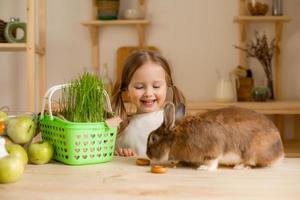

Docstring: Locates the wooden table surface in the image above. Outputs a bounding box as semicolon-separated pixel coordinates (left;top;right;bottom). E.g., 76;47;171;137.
1;157;300;200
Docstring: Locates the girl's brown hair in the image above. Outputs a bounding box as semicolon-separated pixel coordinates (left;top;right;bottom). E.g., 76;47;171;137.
112;49;185;134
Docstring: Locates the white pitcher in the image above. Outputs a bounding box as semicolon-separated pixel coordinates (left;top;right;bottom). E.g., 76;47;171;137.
215;71;237;102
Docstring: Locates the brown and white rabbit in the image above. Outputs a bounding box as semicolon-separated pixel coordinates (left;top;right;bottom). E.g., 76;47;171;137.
146;103;284;170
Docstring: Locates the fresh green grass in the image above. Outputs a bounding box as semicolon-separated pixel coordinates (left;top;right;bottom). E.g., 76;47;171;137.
58;73;106;122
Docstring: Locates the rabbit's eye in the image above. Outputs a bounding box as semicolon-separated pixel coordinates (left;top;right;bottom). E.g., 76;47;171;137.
150;134;158;144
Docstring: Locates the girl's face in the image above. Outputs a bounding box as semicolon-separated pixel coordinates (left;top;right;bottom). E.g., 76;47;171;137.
128;62;167;113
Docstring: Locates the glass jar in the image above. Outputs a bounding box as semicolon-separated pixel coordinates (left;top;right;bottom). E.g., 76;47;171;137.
251;87;270;101
119;0;146;19
247;0;269;16
272;0;283;16
97;0;120;20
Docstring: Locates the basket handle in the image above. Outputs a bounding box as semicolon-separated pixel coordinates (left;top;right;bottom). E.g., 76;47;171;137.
40;83;113;120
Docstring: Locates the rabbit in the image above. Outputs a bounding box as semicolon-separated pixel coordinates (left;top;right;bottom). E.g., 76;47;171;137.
146;103;284;171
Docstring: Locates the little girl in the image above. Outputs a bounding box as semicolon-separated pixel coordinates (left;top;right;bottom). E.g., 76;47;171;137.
112;50;185;157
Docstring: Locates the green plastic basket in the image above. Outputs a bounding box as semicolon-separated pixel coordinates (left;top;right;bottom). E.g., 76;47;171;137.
39;84;117;165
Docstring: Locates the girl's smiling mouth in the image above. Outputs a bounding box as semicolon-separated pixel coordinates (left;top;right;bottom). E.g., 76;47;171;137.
141;99;157;107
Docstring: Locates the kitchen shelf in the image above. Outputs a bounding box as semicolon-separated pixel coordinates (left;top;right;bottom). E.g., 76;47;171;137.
82;0;150;74
233;0;297;155
0;43;26;51
234;15;292;22
81;19;150;26
284;140;300;157
1;0;46;111
196;0;299;157
234;1;292;100
0;43;45;55
186;101;300;115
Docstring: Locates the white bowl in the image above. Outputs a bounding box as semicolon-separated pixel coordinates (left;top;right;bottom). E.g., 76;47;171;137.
123;9;141;19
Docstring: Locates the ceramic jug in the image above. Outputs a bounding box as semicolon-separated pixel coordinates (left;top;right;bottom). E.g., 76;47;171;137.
215;71;237;102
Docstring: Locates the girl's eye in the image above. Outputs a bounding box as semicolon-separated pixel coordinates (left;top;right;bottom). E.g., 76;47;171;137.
134;85;144;90
153;83;163;89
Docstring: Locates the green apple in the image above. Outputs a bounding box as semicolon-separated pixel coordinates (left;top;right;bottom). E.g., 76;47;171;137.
6;143;28;166
28;141;53;165
7;116;36;144
0;111;8;122
0;155;25;183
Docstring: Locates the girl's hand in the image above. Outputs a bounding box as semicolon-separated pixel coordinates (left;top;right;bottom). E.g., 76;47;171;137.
114;148;137;157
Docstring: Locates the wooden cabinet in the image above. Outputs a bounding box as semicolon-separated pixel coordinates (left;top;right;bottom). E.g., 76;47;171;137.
81;0;149;74
0;0;46;112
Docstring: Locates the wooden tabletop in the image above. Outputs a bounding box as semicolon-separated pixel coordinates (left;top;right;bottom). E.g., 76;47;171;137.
1;157;300;200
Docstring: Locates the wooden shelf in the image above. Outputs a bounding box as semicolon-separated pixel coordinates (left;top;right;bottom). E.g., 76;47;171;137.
0;43;45;55
235;1;292;100
284;140;300;157
81;19;150;26
0;43;26;51
82;1;150;72
187;101;300;115
234;15;292;22
1;0;46;111
82;19;149;70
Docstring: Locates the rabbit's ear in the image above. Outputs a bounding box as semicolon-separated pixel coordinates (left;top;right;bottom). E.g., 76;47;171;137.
175;103;185;123
165;87;174;102
163;102;176;130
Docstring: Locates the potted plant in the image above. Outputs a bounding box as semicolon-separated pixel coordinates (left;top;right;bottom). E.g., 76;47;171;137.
235;31;276;99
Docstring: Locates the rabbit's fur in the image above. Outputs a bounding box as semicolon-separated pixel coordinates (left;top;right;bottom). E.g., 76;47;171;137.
146;103;284;170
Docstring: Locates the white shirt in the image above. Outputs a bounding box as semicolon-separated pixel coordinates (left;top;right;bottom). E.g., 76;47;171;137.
116;110;164;158
0;137;8;159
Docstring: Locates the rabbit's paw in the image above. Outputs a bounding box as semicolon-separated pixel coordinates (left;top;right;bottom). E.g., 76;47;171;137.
198;159;218;171
233;163;251;170
198;165;209;170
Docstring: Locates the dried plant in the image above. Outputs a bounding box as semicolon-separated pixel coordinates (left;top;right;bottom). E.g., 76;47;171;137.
235;31;276;99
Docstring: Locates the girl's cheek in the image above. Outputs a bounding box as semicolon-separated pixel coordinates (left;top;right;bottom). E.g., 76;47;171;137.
128;88;141;97
158;88;167;99
133;90;144;99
